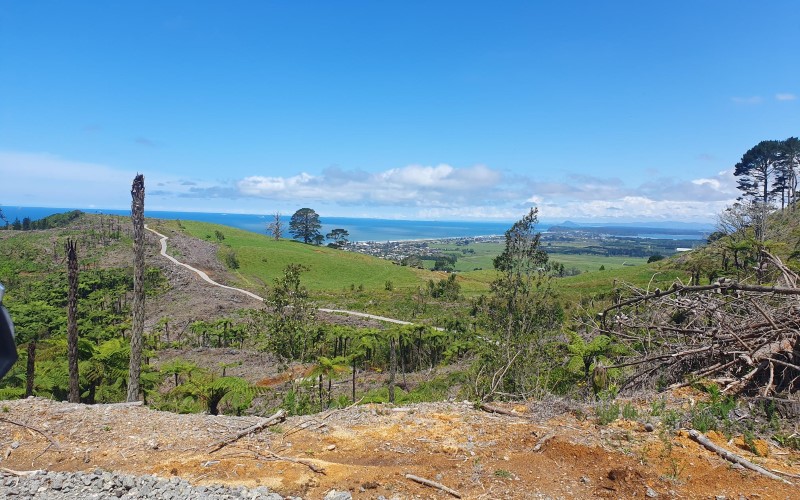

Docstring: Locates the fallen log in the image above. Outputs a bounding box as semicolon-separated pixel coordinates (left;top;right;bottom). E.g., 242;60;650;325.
478;403;525;418
686;429;793;485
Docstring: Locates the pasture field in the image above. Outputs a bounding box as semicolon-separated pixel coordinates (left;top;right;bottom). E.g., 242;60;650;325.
429;240;650;273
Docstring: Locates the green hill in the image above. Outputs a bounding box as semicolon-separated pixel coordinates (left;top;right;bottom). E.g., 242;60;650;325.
157;219;455;291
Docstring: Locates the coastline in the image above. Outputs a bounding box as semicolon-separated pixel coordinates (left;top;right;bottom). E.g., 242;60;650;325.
2;206;711;243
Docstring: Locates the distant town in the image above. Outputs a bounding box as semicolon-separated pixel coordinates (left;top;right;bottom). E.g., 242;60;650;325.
342;226;705;268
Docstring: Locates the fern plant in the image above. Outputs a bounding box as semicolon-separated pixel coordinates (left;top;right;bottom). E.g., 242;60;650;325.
176;376;264;415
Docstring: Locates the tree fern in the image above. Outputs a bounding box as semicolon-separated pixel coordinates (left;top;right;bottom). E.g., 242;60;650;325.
176;376;265;415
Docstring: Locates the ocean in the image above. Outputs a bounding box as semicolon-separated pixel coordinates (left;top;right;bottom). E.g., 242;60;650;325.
1;206;709;242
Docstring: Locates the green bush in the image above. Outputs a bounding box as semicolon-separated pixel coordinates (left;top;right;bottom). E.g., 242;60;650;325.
622;402;638;420
224;249;240;269
596;398;620;425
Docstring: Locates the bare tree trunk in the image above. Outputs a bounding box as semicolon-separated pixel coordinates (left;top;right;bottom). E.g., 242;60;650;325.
66;239;80;403
127;174;146;402
388;337;397;403
25;340;36;397
351;359;356;401
318;373;323;408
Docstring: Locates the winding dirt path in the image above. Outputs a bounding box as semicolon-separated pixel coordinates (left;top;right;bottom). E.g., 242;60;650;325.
145;224;263;301
145;224;430;327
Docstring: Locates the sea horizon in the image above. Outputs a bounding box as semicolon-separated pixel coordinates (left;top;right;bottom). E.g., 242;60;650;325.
1;206;713;242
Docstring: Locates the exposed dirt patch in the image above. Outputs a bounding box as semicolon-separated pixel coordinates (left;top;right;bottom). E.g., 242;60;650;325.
0;398;797;499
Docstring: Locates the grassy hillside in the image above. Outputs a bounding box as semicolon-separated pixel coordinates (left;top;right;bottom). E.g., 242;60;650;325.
554;262;687;306
159;219;438;291
153;219;694;317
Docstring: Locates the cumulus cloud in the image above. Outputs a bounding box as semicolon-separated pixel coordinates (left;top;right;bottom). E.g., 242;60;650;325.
235;164;508;207
229;160;740;220
0;150;740;222
518;169;738;221
227;162;740;221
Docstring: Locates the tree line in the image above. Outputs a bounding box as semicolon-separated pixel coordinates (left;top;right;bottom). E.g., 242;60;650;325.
266;208;351;248
0;210;84;231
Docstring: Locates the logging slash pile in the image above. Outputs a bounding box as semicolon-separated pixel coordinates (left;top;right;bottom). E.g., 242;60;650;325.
595;252;800;403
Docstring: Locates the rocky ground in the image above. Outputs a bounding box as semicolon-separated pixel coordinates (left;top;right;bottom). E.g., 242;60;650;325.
0;394;798;499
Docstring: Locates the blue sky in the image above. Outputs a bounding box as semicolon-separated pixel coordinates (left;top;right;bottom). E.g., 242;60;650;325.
1;1;797;222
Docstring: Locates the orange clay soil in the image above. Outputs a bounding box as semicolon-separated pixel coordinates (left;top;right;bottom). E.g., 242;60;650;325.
0;395;797;499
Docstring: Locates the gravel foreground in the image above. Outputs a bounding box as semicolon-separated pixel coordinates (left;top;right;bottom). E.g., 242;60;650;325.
0;469;356;500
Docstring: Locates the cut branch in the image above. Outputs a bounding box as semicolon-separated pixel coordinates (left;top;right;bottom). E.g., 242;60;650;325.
208;409;286;454
589;256;800;397
257;449;326;474
405;473;462;498
0;418;60;449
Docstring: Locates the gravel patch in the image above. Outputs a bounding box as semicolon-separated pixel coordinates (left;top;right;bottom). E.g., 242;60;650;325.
0;469;299;500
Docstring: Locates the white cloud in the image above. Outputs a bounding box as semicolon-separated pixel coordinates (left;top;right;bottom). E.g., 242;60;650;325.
238;173;316;196
379;164;500;191
233;163;507;207
692;178;720;189
775;93;797;101
527;195;543;204
0;150;740;222
519;169;738;221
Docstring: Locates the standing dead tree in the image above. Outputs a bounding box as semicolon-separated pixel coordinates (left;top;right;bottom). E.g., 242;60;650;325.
267;212;283;240
127;174;145;402
587;252;800;399
65;239;80;403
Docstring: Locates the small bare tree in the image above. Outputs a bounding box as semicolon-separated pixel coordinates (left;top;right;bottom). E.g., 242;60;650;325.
127;174;145;402
267;211;283;240
65;239;80;403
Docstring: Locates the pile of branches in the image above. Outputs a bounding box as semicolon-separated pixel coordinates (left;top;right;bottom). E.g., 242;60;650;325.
590;252;800;399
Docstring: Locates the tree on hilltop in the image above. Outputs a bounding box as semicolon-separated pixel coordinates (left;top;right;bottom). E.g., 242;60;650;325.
731;138;800;242
774;137;800;209
289;208;321;244
734;140;782;205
